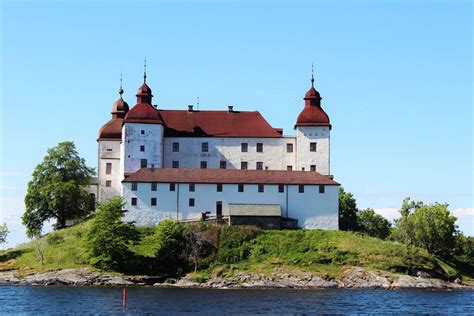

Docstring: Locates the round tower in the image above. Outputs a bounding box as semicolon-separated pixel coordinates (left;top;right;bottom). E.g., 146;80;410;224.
121;70;164;174
98;85;129;203
295;72;331;175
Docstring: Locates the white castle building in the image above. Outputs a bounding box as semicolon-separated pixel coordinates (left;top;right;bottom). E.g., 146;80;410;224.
97;71;339;229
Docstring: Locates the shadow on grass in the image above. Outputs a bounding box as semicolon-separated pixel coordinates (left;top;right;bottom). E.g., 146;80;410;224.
0;249;31;262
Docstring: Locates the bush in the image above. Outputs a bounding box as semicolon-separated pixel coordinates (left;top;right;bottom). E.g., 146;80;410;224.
85;197;141;271
217;226;261;263
46;233;64;245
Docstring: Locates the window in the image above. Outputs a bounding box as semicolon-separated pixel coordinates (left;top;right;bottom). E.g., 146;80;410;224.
256;162;263;170
287;165;293;171
238;184;244;192
151;198;157;206
172;142;179;152
256;143;263;153
241;143;248;152
140;159;147;168
106;180;112;187
189;198;195;207
151;183;157;191
140;145;145;152
258;184;264;193
310;165;316;172
217;184;223;192
170;183;176;191
189;183;195;192
131;182;137;191
241;161;248;170
202;142;208;152
106;163;112;175
106;148;113;152
220;161;227;169
278;184;284;193
310;142;317;152
172;161;179;168
319;185;325;193
299;184;305;193
216;201;222;217
141;130;145;135
131;197;137;206
301;167;305;171
286;143;293;153
200;161;207;169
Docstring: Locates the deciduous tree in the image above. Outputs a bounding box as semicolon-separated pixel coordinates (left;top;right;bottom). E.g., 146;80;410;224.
22;141;95;237
86;197;141;271
0;223;8;244
394;198;458;257
357;208;391;239
338;187;359;231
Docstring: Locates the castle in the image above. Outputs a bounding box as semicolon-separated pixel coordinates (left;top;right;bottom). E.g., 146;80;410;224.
97;69;339;229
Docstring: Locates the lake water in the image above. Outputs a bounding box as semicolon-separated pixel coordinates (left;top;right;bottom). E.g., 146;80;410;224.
0;286;473;314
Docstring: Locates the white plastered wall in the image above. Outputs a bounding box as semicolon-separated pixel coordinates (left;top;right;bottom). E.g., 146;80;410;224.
295;126;330;175
98;140;122;203
163;137;296;170
122;123;164;174
122;182;338;229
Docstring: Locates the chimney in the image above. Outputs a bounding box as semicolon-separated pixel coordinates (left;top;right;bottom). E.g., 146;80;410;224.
188;105;193;112
228;105;234;112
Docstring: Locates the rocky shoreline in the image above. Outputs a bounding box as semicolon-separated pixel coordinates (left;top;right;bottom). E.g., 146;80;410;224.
0;267;471;290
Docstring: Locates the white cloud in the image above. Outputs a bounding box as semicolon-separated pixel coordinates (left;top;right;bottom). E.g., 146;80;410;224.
0;170;27;178
373;208;400;222
452;208;474;217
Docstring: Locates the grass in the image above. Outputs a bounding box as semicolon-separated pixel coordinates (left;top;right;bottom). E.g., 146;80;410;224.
204;229;453;280
0;222;469;281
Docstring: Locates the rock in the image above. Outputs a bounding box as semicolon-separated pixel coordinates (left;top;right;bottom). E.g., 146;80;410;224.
0;271;20;284
416;271;432;278
454;278;462;284
339;267;392;289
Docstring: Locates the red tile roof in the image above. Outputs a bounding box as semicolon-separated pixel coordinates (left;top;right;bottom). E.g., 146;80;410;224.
295;85;331;128
123;168;339;185
98;118;123;140
124;102;164;124
159;110;282;138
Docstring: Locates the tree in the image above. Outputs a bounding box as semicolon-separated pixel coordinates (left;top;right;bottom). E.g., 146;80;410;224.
86;197;141;271
394;198;458;256
338;187;359;231
357;208;391;239
154;220;188;276
0;223;8;244
23;141;95;237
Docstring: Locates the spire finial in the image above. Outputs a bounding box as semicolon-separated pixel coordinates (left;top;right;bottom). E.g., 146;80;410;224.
311;63;314;87
144;58;147;83
118;73;124;97
197;96;200;111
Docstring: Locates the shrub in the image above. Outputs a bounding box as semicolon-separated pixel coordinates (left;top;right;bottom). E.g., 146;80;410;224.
46;233;64;245
217;226;261;263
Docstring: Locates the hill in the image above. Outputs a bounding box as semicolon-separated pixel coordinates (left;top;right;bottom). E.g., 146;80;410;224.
0;221;471;288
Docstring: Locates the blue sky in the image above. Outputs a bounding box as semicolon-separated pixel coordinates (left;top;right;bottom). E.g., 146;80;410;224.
1;0;472;248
